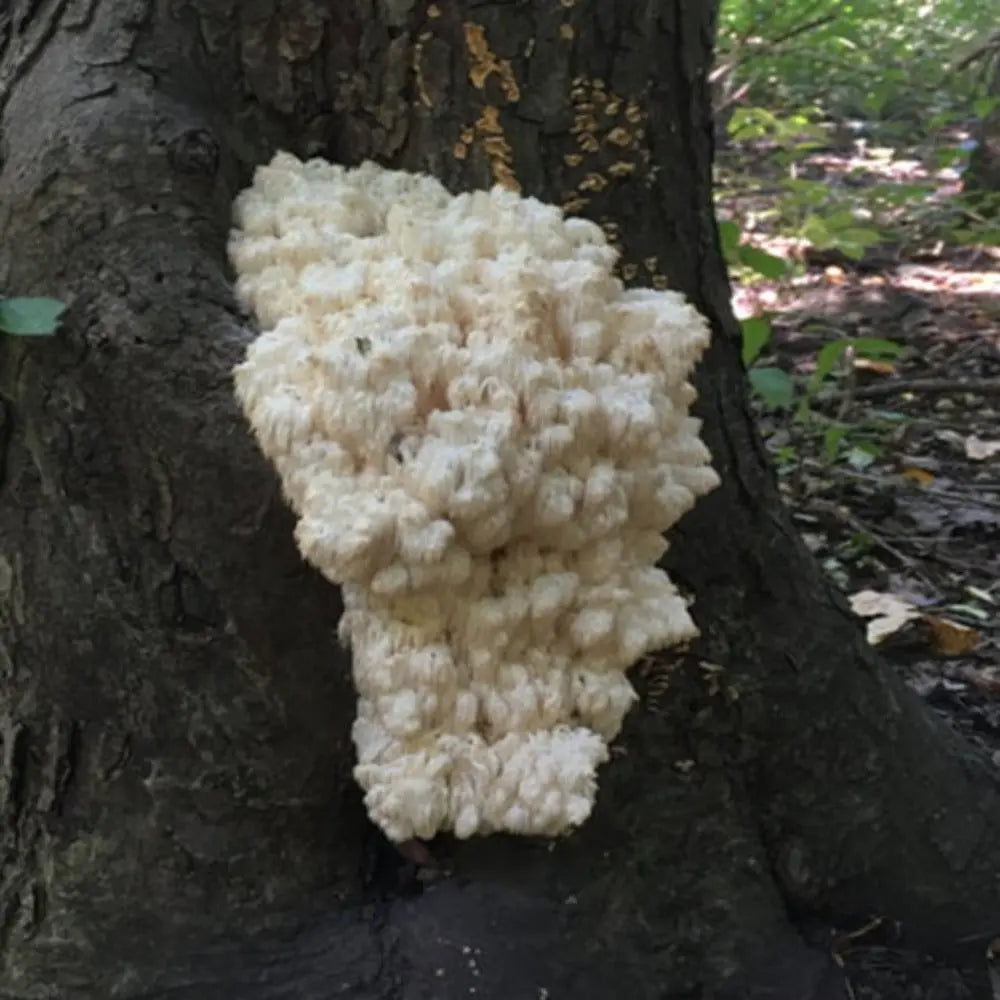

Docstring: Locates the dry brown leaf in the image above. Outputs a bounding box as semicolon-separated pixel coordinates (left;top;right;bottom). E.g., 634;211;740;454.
852;590;983;655
901;466;936;485
854;358;896;376
922;615;981;656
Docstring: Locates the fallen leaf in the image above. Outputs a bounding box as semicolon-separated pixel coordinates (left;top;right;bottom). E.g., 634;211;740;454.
801;531;826;553
936;426;964;443
901;466;936;485
966;585;996;605
849;589;920;645
949;602;991;621
965;435;1000;461
854;359;896;375
923;615;981;656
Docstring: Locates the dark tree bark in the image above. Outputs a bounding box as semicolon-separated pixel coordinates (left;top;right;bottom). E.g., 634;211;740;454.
1;2;998;998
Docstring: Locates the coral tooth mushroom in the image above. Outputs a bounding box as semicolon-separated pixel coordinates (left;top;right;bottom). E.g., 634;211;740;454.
229;152;719;843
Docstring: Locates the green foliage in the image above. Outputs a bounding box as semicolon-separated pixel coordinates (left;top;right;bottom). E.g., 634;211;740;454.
802;336;904;410
741;325;906;415
727;106;826;148
749;366;796;409
717;0;994;123
716;0;1000;247
799;212;881;262
740;321;908;468
718;220;788;279
973;96;1000;120
717;0;994;475
0;297;64;336
739;315;772;365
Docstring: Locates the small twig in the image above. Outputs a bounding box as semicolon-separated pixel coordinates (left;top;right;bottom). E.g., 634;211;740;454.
853;523;999;577
954;29;1000;72
712;7;836;113
809;499;933;583
823;466;1000;509
836;344;858;421
820;377;1000;403
769;12;838;47
916;547;999;576
843;516;927;575
714;79;755;114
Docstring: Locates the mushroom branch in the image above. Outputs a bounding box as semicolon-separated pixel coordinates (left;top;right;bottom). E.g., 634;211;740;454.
229;153;719;843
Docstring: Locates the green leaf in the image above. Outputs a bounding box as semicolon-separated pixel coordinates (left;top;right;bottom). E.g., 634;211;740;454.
959;227;1000;245
773;444;799;467
812;339;850;386
802;214;832;247
928;110;957;129
835;241;865;262
0;297;65;336
838;226;881;248
935;146;966;167
973;96;1000;119
738;244;787;279
824;423;849;461
823;208;861;230
718;220;741;261
741;316;772;366
749;366;796;409
728;106;779;141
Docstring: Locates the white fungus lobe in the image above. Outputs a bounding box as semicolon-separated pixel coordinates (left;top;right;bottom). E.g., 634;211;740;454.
229;152;720;842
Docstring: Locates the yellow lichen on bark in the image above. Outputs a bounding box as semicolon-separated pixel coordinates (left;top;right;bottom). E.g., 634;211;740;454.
454;23;522;191
475;106;519;191
463;22;520;101
556;79;670;286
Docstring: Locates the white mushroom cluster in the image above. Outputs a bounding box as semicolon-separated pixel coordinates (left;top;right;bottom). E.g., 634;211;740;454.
229;152;719;842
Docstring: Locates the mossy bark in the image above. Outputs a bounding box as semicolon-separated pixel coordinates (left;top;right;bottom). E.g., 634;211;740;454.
0;2;998;998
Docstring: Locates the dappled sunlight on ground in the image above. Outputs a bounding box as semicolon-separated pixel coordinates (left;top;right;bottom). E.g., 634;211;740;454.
895;258;1000;297
718;130;1000;995
718;122;1000;862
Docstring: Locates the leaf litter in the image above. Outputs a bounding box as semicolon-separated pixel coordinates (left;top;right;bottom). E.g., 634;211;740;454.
718;121;1000;999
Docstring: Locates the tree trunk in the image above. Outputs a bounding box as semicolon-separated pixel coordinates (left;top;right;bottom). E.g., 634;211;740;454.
966;43;1000;192
1;2;998;998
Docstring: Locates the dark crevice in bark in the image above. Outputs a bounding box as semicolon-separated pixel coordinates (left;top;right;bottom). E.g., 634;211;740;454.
50;717;82;818
4;723;30;835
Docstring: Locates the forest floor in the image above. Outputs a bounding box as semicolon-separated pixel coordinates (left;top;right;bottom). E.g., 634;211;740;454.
716;134;1000;999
